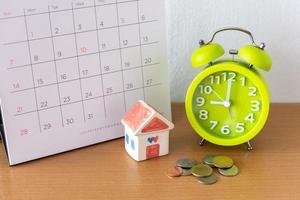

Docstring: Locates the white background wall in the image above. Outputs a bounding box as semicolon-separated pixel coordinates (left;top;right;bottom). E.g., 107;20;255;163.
166;0;300;102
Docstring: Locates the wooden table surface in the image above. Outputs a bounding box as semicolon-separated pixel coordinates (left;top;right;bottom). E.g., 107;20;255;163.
0;103;300;200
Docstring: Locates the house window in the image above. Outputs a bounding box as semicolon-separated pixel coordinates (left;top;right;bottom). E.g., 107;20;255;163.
131;139;135;150
125;134;129;144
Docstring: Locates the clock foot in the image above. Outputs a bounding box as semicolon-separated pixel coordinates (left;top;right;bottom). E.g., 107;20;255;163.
245;141;253;151
199;138;206;146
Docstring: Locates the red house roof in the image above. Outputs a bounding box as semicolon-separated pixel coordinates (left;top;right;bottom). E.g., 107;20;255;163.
121;101;174;135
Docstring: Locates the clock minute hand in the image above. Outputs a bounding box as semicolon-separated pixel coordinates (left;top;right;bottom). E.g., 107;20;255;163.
225;79;233;103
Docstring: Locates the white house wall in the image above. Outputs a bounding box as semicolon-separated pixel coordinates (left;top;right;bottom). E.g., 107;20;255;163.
138;131;170;160
124;127;139;161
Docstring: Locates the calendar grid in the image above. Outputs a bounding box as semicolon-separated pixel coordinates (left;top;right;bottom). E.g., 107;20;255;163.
71;2;86;121
14;83;162;117
2;0;167;132
10;62;160;95
23;9;42;132
47;6;65;127
3;20;158;46
7;41;160;70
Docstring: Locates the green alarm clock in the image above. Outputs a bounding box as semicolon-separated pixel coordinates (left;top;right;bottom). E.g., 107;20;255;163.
185;27;272;149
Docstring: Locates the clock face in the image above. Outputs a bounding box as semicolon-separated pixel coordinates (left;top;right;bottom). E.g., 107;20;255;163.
192;70;263;139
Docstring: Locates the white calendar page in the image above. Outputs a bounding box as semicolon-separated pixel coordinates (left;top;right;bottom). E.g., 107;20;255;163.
0;0;171;165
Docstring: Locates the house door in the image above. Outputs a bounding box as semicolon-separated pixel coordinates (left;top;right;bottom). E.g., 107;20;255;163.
146;144;160;159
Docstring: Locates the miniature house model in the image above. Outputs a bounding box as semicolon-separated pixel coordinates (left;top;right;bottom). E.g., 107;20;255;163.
121;101;174;161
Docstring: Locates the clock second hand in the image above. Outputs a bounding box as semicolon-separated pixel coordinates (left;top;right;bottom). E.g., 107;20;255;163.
211;98;234;119
228;107;234;120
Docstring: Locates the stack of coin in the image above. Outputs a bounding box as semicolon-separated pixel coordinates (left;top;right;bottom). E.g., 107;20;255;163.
176;158;197;176
165;155;239;185
191;163;217;185
209;155;239;177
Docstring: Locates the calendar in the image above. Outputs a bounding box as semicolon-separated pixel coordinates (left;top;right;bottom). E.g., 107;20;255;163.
0;0;171;165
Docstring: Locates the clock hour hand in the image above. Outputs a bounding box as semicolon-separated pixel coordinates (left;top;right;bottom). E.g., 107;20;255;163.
210;100;225;105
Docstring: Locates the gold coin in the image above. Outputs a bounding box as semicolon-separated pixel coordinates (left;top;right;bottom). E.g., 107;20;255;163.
218;165;239;177
212;156;234;169
203;155;216;167
165;166;183;178
191;164;213;177
197;174;218;185
176;158;197;169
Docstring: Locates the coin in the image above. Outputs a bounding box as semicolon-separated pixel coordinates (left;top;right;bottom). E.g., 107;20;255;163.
176;158;197;169
165;166;183;178
197;174;218;185
212;156;234;169
218;165;239;177
191;164;213;177
181;168;192;176
203;155;215;167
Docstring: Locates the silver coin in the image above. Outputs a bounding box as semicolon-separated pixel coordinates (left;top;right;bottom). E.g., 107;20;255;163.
176;159;197;169
181;168;192;176
218;165;239;177
197;174;218;185
203;155;216;167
